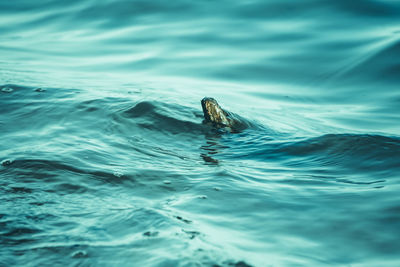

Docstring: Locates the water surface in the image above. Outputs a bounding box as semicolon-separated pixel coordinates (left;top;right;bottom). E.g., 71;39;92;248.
1;0;400;266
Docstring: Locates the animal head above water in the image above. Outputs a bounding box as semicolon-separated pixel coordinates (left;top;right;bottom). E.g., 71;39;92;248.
201;97;231;127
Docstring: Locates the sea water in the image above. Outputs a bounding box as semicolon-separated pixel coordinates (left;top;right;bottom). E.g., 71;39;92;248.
1;1;400;266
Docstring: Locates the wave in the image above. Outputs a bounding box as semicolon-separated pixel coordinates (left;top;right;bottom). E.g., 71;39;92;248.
2;83;399;177
0;158;131;189
117;101;207;135
227;133;400;175
337;39;400;84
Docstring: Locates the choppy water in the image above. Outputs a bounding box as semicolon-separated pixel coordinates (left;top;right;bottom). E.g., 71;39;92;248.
1;1;400;266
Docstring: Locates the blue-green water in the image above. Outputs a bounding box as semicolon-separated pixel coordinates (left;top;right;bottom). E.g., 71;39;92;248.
1;1;400;266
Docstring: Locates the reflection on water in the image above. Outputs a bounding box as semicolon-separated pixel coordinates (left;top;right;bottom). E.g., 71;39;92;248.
200;138;225;165
1;0;400;266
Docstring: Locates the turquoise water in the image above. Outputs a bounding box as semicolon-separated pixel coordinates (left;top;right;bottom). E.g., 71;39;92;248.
1;1;400;266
